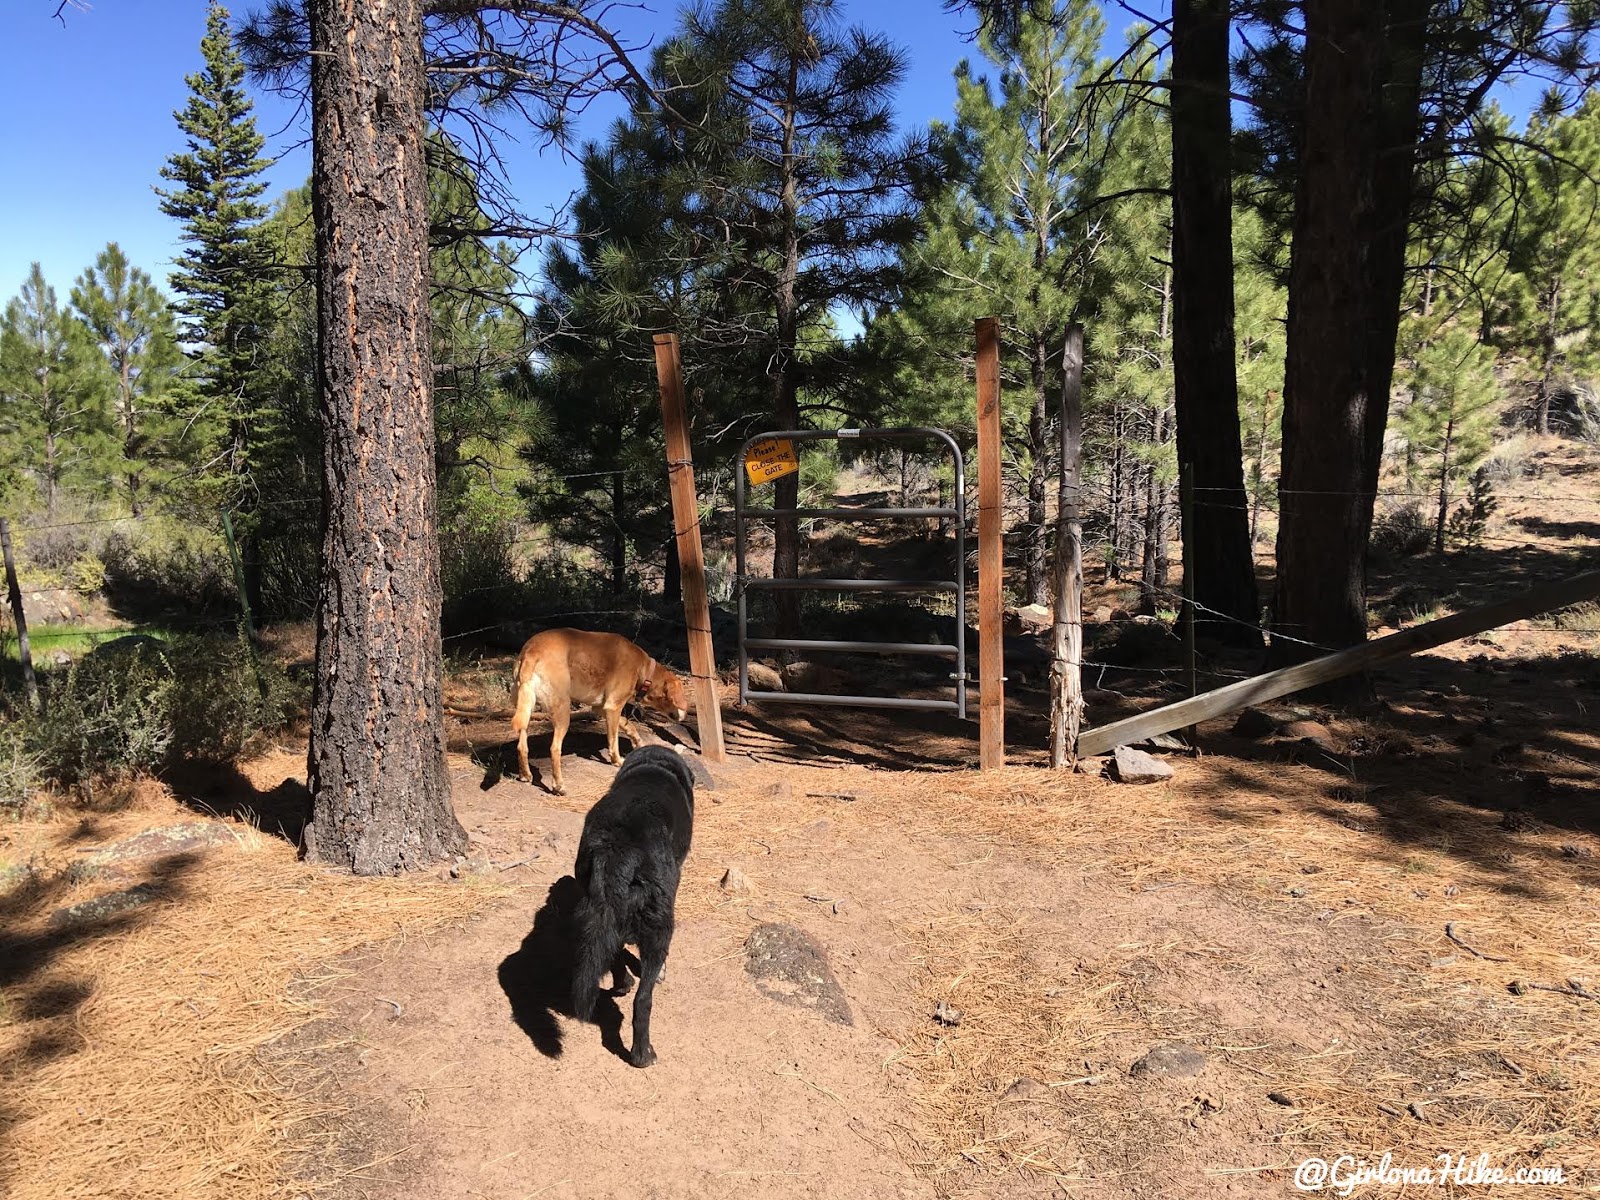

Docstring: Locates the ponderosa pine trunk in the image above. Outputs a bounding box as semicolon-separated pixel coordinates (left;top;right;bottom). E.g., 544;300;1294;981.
304;0;466;873
771;42;804;642
1274;0;1427;663
1273;0;1386;660
1170;0;1258;643
1359;0;1428;498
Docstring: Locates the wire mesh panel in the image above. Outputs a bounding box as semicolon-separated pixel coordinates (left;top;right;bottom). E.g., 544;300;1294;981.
734;428;967;717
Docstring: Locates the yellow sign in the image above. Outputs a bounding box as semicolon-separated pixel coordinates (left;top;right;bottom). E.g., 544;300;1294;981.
744;437;800;486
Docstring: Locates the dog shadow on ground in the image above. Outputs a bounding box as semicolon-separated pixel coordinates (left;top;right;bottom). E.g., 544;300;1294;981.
496;875;636;1064
471;724;672;794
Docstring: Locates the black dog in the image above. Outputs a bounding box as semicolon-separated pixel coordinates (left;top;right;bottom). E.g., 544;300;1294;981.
570;744;696;1067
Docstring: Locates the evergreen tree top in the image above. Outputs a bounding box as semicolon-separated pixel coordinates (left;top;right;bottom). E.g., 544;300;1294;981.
157;3;272;220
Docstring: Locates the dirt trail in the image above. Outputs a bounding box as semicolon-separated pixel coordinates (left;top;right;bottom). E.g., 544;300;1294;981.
283;729;1518;1200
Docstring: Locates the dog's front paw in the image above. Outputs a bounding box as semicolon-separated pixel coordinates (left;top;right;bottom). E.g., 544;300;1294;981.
629;1043;657;1068
548;782;566;796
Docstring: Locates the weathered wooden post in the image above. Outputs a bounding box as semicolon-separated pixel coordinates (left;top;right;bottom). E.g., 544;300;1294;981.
1;518;39;712
654;333;727;763
975;317;1005;770
1049;326;1085;767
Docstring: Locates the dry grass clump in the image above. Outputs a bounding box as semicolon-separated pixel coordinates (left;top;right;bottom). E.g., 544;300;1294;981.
0;784;502;1200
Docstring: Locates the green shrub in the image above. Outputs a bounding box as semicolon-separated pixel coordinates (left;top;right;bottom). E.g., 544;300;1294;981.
23;633;303;787
100;524;235;616
1369;502;1431;560
0;726;40;818
28;640;178;785
522;554;616;614
259;529;321;620
441;520;523;634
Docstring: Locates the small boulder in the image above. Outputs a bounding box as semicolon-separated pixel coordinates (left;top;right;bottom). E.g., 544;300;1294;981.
676;751;716;791
746;662;785;693
766;780;794;801
1109;745;1174;784
1092;605;1114;624
75;821;239;878
1280;720;1336;752
1129;1042;1207;1080
1231;707;1279;739
48;882;161;930
1015;603;1053;630
744;922;852;1025
780;661;849;694
719;866;751;894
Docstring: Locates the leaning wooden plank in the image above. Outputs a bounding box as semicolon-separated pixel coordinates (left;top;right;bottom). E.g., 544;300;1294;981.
1077;568;1600;758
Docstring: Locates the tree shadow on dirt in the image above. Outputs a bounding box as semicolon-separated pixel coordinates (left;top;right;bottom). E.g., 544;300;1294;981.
1183;649;1600;899
161;760;311;845
0;850;201;1191
496;875;631;1064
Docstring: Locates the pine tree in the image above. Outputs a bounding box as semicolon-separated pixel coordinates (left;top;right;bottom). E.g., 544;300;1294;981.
1169;0;1258;640
70;244;185;516
530;133;686;597
1503;93;1600;434
904;0;1110;605
303;0;467;873
651;0;920;636
428;134;541;521
155;1;275;502
1234;207;1287;554
1395;320;1500;553
0;265;117;517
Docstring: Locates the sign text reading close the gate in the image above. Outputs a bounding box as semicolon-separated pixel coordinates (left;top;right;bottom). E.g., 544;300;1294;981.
743;436;800;485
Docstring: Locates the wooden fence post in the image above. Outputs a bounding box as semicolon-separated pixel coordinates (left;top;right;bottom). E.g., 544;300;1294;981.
975;317;1005;770
654;333;727;763
1;518;40;712
1049;325;1084;767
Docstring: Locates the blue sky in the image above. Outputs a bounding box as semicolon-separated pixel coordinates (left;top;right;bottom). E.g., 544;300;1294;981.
0;0;1044;304
0;2;1555;309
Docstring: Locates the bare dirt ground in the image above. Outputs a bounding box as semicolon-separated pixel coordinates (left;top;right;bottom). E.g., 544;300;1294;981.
256;650;1599;1200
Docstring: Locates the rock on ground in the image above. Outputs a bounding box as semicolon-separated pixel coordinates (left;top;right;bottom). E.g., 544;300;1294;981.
745;662;784;692
1109;746;1175;784
47;882;163;930
744;922;853;1025
1129;1042;1208;1079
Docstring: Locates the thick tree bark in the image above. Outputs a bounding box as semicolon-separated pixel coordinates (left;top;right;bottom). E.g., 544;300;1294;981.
1170;0;1258;643
1274;0;1427;663
771;44;804;642
304;0;466;873
1360;0;1428;496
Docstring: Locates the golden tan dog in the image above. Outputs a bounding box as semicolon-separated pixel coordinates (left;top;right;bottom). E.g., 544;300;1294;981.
510;629;689;795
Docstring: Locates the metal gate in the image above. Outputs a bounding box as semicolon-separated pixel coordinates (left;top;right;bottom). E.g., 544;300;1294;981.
734;428;967;717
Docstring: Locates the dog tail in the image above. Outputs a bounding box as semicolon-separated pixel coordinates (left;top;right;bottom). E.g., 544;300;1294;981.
571;844;638;1021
